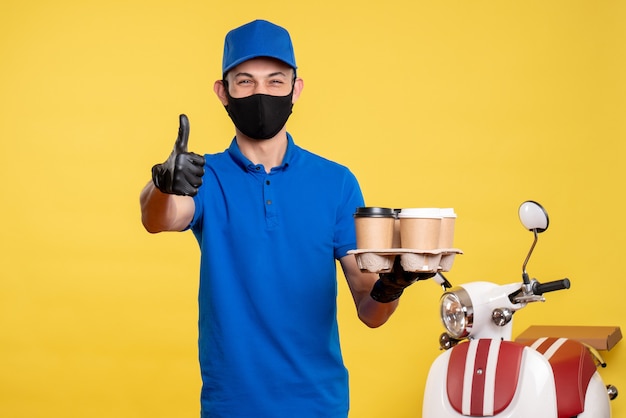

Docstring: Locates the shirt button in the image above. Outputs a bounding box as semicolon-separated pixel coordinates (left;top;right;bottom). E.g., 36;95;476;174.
266;200;272;205
266;180;270;185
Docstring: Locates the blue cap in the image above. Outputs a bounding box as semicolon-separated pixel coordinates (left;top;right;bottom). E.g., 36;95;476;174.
222;19;297;75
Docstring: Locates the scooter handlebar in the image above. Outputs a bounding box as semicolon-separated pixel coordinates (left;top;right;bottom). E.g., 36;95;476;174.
534;278;571;295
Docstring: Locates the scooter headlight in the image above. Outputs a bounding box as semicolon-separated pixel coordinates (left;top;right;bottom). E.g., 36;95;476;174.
440;287;473;339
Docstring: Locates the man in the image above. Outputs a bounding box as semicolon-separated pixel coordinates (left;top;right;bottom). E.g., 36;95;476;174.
140;19;423;418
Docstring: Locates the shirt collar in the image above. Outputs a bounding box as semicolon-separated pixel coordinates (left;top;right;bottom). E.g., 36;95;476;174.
227;133;297;172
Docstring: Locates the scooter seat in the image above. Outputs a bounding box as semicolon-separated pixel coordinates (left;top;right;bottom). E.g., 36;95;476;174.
524;337;597;418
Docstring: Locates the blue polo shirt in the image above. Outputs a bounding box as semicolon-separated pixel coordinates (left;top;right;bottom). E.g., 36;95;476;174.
190;134;364;418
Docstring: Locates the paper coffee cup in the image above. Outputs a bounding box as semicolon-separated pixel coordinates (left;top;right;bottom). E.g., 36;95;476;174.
353;207;396;249
392;209;402;248
438;208;457;249
398;208;442;250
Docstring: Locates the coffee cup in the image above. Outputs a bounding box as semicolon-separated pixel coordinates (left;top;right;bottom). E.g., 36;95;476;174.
353;207;396;249
397;208;442;250
438;208;457;249
392;209;402;248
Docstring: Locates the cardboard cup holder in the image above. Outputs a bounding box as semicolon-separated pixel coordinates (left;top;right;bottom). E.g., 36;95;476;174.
353;252;395;272
400;252;443;272
439;252;458;271
348;248;463;273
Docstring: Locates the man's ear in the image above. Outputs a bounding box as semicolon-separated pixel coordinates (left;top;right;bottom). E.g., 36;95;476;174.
214;80;229;106
292;77;304;104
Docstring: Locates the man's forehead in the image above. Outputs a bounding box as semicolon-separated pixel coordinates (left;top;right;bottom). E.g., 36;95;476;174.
227;57;294;78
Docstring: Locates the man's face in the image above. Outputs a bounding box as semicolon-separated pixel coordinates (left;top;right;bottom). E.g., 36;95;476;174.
224;57;295;99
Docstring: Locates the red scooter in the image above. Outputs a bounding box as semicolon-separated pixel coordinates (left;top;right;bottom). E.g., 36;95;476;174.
423;201;620;417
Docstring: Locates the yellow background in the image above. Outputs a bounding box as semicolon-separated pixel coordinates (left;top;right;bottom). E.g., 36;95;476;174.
1;0;624;417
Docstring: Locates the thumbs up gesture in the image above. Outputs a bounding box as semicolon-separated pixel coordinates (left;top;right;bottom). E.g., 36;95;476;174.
151;114;205;196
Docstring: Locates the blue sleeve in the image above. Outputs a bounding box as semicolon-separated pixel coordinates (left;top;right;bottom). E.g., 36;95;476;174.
334;169;364;259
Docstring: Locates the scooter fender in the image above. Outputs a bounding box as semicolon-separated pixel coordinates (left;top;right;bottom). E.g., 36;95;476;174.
524;337;611;418
578;372;611;418
423;339;558;418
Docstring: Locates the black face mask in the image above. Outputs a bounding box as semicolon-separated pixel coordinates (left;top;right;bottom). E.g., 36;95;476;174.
224;87;294;140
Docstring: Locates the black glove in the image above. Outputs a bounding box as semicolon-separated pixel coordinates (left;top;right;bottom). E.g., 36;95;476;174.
152;114;205;196
370;256;436;303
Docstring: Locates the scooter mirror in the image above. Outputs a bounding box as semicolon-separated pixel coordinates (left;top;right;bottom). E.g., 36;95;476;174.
519;201;549;233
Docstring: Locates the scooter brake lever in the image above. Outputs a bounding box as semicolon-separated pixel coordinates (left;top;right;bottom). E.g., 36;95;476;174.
512;294;546;304
509;280;545;304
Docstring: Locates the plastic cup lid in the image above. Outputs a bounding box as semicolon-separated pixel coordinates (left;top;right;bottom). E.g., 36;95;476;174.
397;208;443;218
440;208;457;218
353;207;396;218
